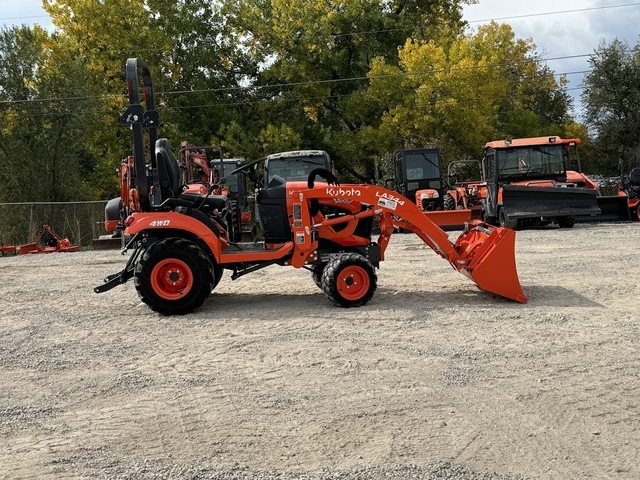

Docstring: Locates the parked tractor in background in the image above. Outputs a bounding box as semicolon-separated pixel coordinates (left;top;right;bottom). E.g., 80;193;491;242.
565;160;640;222
94;58;528;314
480;137;601;229
262;150;333;184
391;149;480;227
177;142;254;241
392;137;601;230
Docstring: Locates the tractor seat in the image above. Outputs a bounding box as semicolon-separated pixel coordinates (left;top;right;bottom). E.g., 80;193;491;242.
156;138;229;211
256;175;291;242
629;167;640;186
179;192;229;212
156;138;182;200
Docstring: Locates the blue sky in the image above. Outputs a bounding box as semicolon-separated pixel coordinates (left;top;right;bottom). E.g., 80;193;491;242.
2;0;639;117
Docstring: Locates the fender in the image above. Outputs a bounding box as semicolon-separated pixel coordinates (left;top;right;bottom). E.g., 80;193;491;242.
124;211;225;261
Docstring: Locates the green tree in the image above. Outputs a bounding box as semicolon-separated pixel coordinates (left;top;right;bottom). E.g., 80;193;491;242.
361;22;572;170
0;25;98;202
220;0;476;174
582;39;640;174
43;0;256;196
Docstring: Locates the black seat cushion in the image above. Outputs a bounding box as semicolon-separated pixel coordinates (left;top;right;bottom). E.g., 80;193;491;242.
256;176;290;242
179;193;229;212
156;138;181;199
629;167;640;187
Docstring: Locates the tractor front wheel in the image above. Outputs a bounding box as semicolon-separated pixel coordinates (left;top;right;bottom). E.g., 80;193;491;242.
443;193;456;210
311;265;324;289
499;208;518;230
557;216;575;228
134;238;214;315
321;253;377;308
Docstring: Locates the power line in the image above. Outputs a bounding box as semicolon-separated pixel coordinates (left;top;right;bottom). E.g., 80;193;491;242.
2;2;639;37
0;53;594;107
467;2;640;23
10;79;589;119
0;15;50;21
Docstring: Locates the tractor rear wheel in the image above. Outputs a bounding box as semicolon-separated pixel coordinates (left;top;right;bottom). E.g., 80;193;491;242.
212;264;224;291
321;253;377;308
134;238;214;315
499;208;518;230
557;216;575;228
443;193;456;210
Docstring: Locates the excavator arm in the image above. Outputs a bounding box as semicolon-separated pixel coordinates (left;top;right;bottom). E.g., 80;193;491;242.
300;184;527;303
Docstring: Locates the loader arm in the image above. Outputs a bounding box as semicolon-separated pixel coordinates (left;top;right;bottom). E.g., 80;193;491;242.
302;184;527;303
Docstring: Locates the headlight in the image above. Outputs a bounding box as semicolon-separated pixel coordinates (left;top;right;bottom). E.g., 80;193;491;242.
419;191;439;199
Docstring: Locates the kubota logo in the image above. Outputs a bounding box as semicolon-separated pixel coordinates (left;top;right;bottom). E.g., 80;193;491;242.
376;192;405;206
326;187;361;196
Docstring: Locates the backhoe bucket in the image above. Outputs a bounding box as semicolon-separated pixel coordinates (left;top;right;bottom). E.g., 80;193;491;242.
452;224;527;303
502;184;600;219
575;195;630;222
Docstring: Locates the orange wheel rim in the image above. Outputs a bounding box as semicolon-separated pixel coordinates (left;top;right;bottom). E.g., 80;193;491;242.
337;265;369;300
150;258;193;300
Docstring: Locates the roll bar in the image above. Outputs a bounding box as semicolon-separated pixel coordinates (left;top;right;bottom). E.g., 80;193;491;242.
119;58;160;210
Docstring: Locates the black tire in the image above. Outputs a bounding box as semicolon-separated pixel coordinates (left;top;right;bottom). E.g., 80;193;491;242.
227;200;242;242
311;265;324;289
134;238;214;315
557;216;575;228
443;193;456;210
212;264;224;291
498;208;518;230
321;253;377;308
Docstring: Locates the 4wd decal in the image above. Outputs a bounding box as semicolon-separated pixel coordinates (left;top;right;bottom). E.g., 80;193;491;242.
149;220;171;227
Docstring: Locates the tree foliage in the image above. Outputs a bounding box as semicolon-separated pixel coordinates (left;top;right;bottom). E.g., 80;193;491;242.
0;25;98;202
582;39;640;174
360;22;572;171
0;1;585;203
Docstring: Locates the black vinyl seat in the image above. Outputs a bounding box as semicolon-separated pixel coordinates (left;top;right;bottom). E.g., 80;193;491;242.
155;138;229;211
629;167;640;187
256;175;291;242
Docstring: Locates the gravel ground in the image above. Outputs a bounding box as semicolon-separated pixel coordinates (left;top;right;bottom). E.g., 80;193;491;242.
0;222;639;479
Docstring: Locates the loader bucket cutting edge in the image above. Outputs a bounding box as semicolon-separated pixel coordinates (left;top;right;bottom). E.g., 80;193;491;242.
453;226;527;303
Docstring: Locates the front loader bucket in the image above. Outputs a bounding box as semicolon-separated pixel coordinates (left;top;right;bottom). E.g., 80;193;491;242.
452;224;527;303
502;184;600;219
575;195;630;222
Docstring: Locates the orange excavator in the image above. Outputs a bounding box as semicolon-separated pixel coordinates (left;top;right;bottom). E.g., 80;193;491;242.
94;58;527;314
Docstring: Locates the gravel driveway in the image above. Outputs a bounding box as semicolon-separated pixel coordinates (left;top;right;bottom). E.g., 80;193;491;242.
1;222;638;479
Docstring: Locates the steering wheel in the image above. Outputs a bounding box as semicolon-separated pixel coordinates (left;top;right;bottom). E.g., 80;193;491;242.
230;157;264;186
307;168;339;189
230;157;264;176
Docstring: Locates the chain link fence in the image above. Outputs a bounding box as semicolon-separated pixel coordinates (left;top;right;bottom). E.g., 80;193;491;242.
0;201;109;248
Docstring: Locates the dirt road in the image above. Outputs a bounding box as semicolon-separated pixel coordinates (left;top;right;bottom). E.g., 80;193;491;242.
1;223;638;479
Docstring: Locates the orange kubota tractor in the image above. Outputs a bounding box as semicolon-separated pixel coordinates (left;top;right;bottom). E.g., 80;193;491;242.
480;137;601;229
94;58;527;314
